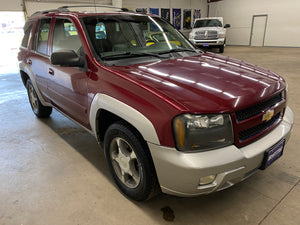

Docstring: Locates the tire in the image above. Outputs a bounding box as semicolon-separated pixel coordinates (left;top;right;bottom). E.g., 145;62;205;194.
26;80;52;118
104;121;159;201
219;44;224;53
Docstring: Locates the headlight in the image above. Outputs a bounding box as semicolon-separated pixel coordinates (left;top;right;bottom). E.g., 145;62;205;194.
189;33;195;39
173;114;234;152
218;33;225;38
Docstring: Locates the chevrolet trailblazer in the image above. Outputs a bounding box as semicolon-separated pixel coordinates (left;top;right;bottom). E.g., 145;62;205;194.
18;6;293;201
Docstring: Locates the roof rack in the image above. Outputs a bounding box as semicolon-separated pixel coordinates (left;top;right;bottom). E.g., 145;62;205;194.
30;5;132;17
30;8;69;17
58;5;131;12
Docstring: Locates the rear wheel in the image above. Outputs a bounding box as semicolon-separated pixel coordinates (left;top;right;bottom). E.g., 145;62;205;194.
26;80;52;118
104;122;159;201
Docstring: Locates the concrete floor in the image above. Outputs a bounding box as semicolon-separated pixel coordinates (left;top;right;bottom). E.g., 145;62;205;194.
0;46;299;225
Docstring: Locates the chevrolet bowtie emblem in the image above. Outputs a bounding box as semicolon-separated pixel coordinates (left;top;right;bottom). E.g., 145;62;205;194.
262;109;274;122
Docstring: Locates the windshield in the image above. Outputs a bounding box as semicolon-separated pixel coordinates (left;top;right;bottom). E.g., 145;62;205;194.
194;19;222;28
81;15;196;60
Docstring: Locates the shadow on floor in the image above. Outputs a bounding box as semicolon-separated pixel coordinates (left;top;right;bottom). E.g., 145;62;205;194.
39;111;114;185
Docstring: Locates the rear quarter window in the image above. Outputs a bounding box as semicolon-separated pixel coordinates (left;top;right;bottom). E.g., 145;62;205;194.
21;20;34;48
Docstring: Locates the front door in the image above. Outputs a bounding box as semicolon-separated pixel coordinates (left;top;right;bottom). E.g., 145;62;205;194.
47;18;89;128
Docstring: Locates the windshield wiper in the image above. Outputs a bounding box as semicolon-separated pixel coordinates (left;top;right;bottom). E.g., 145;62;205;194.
102;51;169;60
158;48;200;54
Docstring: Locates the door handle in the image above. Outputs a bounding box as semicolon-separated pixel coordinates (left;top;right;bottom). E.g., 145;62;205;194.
48;68;54;75
27;59;32;65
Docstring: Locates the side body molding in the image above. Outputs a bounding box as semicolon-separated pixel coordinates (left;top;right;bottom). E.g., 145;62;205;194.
89;94;160;145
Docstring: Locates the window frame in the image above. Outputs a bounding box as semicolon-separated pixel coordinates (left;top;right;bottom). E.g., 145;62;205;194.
32;17;52;56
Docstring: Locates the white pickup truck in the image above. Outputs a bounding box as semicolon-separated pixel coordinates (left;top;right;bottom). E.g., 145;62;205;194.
189;17;230;53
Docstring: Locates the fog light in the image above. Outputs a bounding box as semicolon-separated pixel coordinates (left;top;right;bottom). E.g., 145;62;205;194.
199;175;216;185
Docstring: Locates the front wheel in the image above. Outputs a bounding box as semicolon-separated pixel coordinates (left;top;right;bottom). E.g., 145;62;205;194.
26;80;52;118
219;44;224;53
104;122;159;201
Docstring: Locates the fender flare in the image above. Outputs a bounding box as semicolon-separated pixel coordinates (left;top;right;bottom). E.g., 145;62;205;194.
89;93;160;145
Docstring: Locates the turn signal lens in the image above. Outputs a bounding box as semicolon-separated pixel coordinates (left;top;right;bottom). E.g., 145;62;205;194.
174;117;185;148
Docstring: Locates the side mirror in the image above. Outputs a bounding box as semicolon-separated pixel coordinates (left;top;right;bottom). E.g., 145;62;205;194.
224;24;231;28
51;50;85;67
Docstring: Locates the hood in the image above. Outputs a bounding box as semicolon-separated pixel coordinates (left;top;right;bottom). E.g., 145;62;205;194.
191;27;224;33
110;52;285;114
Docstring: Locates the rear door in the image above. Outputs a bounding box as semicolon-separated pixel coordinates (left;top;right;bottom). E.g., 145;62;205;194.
29;18;52;101
47;18;89;127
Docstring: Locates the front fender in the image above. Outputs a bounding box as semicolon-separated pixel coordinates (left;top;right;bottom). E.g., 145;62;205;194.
89;93;160;145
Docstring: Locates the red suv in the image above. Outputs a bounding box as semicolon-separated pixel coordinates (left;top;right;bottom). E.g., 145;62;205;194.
18;6;294;201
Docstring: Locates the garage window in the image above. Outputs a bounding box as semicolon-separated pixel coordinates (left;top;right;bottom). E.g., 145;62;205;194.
95;22;106;39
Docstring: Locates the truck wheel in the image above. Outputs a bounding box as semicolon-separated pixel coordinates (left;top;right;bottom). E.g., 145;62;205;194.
104;122;159;201
219;44;224;53
26;80;52;118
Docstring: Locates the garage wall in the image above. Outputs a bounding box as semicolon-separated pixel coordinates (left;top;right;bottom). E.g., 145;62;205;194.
122;0;207;37
0;0;23;11
25;0;115;16
209;0;300;47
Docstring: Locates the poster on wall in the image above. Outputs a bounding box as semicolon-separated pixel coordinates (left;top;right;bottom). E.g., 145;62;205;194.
149;8;159;16
183;9;191;29
149;8;159;31
193;9;201;24
136;8;148;14
172;8;181;30
161;8;170;22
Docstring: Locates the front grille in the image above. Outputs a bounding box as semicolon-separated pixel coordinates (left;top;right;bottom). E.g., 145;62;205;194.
195;30;218;40
196;41;218;44
234;91;286;147
239;112;281;141
235;93;283;122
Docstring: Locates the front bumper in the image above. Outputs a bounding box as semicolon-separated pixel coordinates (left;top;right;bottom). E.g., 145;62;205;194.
189;38;225;47
148;106;294;197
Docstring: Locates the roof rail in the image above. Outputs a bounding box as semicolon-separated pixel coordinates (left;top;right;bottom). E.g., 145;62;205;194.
30;5;132;17
58;5;132;12
30;8;69;17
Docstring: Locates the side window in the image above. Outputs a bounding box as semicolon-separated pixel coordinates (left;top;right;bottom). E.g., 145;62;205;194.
21;20;34;48
95;22;106;39
35;18;51;55
52;18;82;54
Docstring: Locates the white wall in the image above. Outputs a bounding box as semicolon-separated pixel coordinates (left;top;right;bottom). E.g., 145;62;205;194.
0;0;115;13
0;0;23;11
122;0;207;36
209;0;300;47
25;0;115;17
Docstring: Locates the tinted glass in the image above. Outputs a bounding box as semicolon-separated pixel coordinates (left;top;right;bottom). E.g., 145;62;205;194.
82;15;195;58
52;18;82;54
21;20;34;48
194;19;222;28
35;18;51;55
